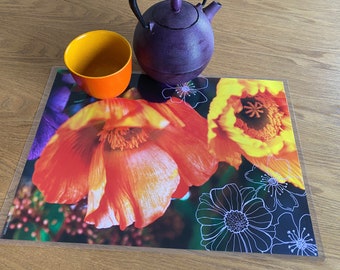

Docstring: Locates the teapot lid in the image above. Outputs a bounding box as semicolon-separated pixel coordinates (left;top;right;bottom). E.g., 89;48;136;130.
152;1;198;30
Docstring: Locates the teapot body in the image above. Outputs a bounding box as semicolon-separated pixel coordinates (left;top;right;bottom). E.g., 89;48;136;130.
132;1;215;85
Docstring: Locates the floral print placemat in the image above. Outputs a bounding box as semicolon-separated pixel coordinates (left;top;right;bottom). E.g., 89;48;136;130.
1;67;318;256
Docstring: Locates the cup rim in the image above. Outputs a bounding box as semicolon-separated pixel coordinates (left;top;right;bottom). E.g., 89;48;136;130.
64;30;132;79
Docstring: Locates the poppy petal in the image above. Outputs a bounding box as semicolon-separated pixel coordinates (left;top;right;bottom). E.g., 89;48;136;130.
247;152;304;189
209;125;243;169
148;98;188;128
85;143;180;230
155;129;218;189
151;99;218;192
32;124;100;203
86;142;107;216
107;99;170;130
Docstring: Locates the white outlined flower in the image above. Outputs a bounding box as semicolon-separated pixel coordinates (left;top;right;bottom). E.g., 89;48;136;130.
161;77;208;108
244;161;306;212
272;212;318;256
195;183;274;252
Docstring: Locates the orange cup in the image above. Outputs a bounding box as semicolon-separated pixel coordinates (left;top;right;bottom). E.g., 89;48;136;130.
64;30;132;99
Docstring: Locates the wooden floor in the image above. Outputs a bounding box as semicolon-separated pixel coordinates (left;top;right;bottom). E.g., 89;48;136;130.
0;0;339;269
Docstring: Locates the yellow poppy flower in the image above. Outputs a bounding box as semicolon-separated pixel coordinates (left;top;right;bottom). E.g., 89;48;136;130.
208;78;304;189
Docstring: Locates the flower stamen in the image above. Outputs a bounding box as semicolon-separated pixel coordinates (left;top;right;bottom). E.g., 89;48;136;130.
175;81;197;98
243;101;264;118
235;95;284;141
98;127;149;151
224;210;249;233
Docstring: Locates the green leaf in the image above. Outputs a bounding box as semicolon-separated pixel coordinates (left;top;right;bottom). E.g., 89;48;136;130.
44;203;65;235
13;222;38;241
39;229;51;241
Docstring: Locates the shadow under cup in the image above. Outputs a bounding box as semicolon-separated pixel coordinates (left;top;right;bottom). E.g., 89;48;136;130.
64;30;132;99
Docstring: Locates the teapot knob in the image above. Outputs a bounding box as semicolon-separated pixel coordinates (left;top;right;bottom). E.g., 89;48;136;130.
171;0;182;13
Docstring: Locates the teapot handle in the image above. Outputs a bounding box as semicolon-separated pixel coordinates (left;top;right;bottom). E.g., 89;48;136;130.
129;0;149;29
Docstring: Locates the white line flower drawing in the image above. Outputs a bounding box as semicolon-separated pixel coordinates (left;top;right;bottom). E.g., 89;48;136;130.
244;163;306;212
271;212;318;256
161;77;208;108
195;183;274;252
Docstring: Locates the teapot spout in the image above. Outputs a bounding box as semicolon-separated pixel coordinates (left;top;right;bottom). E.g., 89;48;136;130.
203;1;221;22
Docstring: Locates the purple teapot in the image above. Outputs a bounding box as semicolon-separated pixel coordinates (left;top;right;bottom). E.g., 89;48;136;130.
129;0;221;85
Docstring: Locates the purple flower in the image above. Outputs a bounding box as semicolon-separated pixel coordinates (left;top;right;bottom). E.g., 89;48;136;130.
28;72;72;160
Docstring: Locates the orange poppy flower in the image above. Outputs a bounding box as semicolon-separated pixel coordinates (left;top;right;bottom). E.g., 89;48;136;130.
33;98;218;230
208;78;304;189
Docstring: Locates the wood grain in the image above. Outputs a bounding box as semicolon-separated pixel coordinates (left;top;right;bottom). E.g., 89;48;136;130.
0;0;339;269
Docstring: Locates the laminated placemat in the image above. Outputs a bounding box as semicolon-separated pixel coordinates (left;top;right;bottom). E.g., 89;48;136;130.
0;67;319;256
